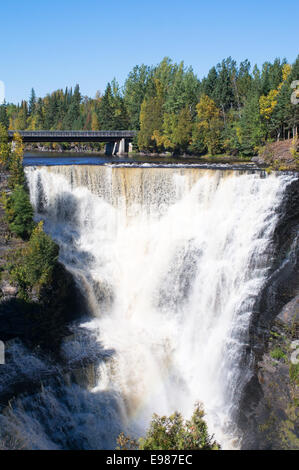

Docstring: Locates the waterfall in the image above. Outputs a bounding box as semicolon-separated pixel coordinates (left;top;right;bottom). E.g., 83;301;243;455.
16;165;294;449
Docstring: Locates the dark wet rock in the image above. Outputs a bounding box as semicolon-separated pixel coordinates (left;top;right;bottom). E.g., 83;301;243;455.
277;295;299;328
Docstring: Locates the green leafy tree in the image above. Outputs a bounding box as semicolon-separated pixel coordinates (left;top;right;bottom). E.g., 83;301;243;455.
138;80;164;151
156;107;193;154
239;93;265;155
152;57;176;100
11;221;59;296
221;109;243;155
117;404;220;450
2;184;34;239
163;63;199;116
124;64;152;129
172;107;194;153
189;125;206;155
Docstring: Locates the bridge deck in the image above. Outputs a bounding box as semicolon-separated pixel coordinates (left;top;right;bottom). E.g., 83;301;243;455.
8;130;136;143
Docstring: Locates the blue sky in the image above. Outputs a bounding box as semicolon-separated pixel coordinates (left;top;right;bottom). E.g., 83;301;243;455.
1;0;298;103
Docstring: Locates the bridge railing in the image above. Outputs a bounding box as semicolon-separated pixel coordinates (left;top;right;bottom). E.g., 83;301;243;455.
8;130;137;138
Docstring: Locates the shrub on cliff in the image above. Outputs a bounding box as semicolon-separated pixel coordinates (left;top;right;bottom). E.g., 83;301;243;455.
117;403;220;450
2;184;34;239
11;221;59;297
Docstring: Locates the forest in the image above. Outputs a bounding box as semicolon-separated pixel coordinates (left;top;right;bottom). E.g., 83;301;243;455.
0;55;298;156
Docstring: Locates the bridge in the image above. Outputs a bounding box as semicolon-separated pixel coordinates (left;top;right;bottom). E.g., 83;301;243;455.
8;130;137;155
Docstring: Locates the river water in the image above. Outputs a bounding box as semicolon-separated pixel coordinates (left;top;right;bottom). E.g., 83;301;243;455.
23;151;255;169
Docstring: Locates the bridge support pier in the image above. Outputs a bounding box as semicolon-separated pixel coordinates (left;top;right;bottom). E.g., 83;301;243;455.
117;138;128;156
105;142;114;156
113;142;119;155
95;139;130;157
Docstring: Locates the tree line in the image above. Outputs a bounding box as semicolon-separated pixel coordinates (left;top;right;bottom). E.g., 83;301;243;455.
0;55;298;156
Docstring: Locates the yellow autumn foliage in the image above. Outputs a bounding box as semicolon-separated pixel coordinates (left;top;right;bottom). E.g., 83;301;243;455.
259;89;279;120
196;95;222;154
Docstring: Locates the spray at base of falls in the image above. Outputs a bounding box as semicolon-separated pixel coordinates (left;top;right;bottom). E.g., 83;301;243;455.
21;165;295;449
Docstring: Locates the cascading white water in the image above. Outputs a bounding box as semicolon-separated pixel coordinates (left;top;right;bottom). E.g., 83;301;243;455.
24;165;295;449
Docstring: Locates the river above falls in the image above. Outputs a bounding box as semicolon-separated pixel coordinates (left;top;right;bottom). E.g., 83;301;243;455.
23;151;257;170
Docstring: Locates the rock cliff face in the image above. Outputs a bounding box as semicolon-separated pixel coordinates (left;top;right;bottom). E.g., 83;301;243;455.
255;297;299;449
239;177;299;449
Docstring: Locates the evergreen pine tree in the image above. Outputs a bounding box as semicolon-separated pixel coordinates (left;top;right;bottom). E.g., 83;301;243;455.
29;88;36;115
